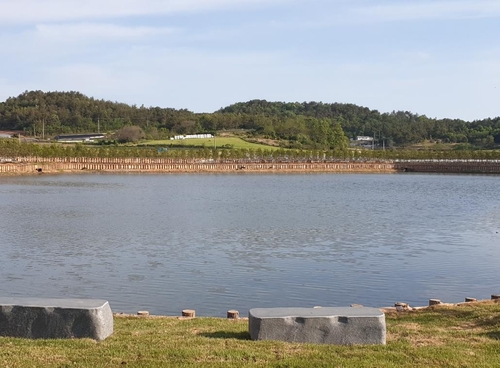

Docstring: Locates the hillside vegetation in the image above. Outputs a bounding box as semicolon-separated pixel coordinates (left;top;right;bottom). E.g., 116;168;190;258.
1;91;499;150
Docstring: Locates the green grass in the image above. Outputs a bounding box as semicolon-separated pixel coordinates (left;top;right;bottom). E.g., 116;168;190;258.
406;141;458;151
140;137;281;150
1;302;500;367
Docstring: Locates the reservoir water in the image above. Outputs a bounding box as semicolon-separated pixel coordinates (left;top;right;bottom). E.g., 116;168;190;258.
0;173;499;316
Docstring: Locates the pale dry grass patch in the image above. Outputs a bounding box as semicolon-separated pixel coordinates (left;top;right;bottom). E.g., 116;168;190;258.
271;344;305;360
387;323;446;347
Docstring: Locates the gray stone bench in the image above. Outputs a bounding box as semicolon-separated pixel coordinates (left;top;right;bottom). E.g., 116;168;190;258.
249;307;386;345
0;297;113;341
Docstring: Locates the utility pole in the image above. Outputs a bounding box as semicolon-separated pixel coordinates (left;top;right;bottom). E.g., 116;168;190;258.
42;118;45;140
98;117;100;134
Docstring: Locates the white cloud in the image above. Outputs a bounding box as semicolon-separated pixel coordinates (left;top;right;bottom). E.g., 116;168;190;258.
0;23;179;60
43;64;157;98
0;0;288;24
1;45;499;119
396;51;432;63
35;23;177;42
27;48;288;110
279;0;500;29
354;0;500;23
0;0;498;120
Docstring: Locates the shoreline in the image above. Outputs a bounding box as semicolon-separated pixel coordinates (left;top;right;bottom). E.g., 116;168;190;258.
112;298;500;319
4;301;500;367
2;158;500;175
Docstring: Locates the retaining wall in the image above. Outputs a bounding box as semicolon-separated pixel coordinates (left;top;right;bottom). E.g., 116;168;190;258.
0;158;396;174
394;161;500;174
2;158;500;174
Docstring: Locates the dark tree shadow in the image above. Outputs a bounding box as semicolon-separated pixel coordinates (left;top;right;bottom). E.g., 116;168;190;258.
482;331;500;340
200;331;251;340
429;304;500;341
471;314;500;328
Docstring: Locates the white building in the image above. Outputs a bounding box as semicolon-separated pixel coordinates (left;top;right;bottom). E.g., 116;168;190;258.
356;136;374;142
171;134;213;140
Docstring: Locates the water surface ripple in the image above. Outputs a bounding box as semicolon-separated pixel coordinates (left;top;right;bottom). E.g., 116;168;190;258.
0;173;499;316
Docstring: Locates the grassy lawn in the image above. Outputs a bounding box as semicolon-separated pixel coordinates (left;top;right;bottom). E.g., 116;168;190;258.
139;137;281;151
1;302;499;367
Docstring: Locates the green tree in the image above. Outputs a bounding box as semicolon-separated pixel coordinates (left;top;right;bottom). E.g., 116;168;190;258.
115;126;145;143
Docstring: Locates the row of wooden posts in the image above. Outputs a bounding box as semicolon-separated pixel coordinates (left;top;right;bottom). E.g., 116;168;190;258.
136;309;240;319
395;294;500;310
132;295;500;318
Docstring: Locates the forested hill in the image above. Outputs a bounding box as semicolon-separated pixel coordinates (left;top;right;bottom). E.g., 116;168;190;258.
0;90;193;138
220;100;500;148
1;91;499;148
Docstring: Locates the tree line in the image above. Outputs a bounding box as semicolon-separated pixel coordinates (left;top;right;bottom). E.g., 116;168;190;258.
2;140;500;161
0;91;499;149
219;100;500;148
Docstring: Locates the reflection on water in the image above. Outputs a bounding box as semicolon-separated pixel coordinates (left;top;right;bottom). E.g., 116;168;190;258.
0;173;499;316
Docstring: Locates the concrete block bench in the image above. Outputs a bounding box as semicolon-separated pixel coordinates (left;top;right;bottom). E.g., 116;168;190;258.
0;297;113;341
249;307;386;345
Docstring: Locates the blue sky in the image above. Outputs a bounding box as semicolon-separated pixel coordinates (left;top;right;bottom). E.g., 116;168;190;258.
0;0;499;120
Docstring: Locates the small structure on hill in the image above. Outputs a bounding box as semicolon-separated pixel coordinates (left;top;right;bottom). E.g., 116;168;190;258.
54;134;105;143
350;136;375;149
171;134;213;140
